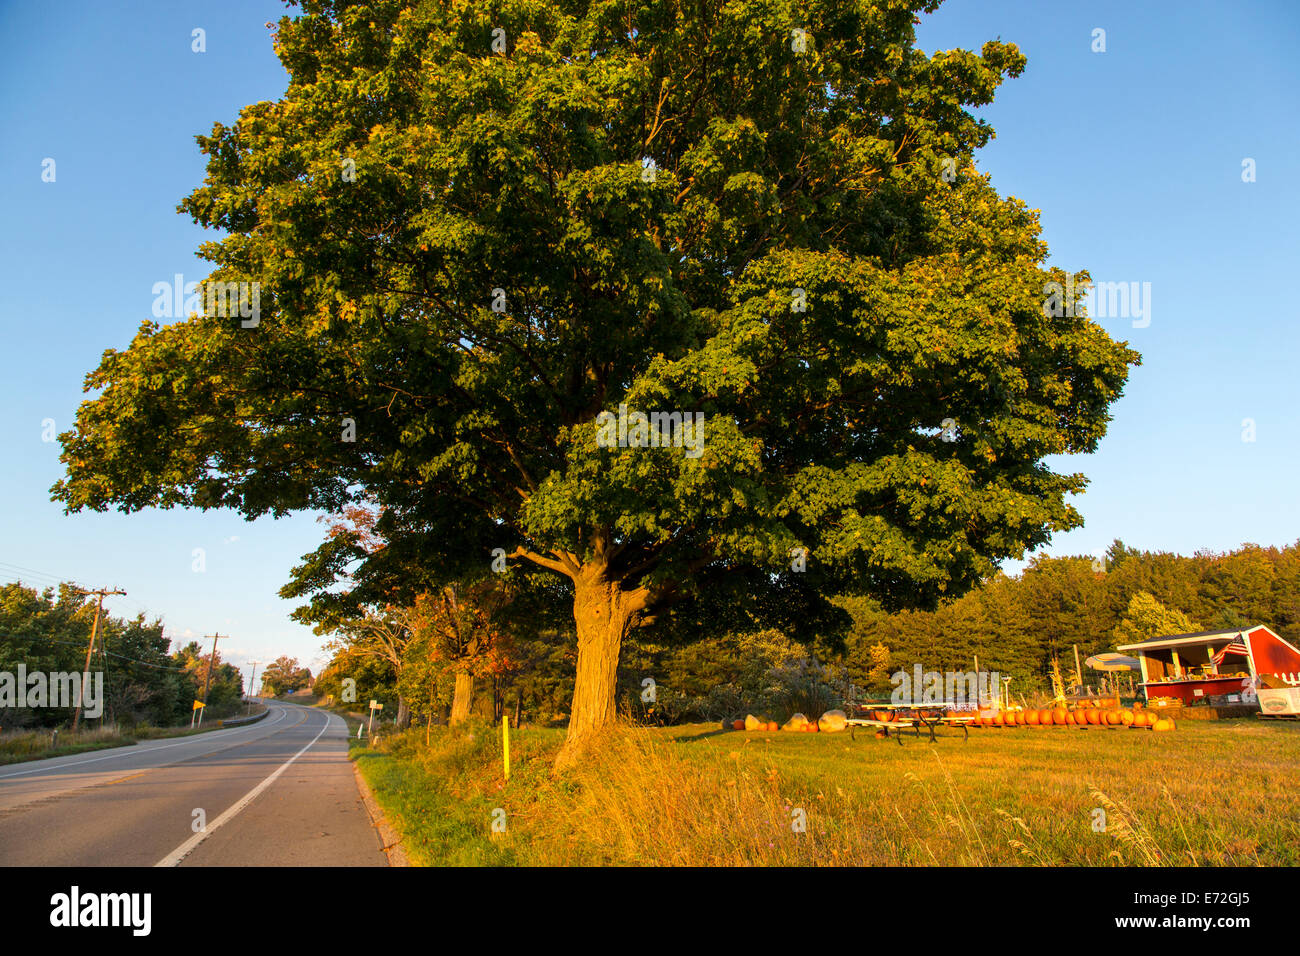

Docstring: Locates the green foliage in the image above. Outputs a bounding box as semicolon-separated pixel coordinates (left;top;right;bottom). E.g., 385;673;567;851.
838;540;1300;697
260;655;312;695
53;2;1137;711
0;581;199;728
1112;591;1199;646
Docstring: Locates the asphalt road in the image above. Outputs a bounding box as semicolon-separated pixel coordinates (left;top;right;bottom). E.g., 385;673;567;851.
0;701;387;866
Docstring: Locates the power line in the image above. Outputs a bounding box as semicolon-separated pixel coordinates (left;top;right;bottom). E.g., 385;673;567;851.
0;560;203;643
4;636;194;673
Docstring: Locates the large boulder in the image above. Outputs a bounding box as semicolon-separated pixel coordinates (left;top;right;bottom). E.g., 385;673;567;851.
744;714;765;731
782;712;810;732
818;709;848;733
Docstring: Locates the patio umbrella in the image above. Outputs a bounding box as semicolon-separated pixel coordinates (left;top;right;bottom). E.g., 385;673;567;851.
1085;652;1140;672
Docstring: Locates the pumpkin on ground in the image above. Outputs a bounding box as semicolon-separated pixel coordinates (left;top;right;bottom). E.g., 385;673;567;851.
1153;718;1174;732
1086;709;1101;725
1053;709;1070;725
1015;711;1027;725
1120;710;1134;726
732;719;745;731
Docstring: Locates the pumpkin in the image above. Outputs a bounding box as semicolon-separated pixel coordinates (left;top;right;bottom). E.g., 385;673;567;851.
1025;709;1040;726
1054;709;1070;725
1152;718;1173;732
732;719;745;731
1015;711;1027;725
993;712;1005;726
1120;710;1134;727
1086;709;1101;725
1065;711;1076;725
768;721;779;731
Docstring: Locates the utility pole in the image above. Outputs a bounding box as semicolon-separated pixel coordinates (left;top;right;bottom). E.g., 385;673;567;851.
246;661;259;715
196;633;220;729
72;587;126;733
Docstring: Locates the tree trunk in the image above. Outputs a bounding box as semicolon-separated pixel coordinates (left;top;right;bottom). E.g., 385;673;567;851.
395;694;411;730
554;570;640;771
449;671;474;726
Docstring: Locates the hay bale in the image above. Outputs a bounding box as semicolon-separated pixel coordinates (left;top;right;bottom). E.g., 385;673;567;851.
818;709;848;733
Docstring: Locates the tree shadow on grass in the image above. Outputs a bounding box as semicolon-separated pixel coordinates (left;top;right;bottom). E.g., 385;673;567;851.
668;727;730;744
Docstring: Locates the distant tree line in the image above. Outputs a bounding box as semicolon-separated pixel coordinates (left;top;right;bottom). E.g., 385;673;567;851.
0;582;244;730
310;539;1300;727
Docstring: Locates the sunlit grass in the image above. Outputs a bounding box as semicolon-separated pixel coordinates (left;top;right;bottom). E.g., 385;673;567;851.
353;718;1300;866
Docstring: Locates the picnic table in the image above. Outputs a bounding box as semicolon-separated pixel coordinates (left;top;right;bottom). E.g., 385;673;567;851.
844;702;979;745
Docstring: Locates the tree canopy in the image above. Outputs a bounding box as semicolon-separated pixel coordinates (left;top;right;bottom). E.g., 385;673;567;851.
53;0;1138;764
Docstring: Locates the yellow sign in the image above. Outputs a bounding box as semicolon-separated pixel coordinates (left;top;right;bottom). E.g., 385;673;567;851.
192;700;206;710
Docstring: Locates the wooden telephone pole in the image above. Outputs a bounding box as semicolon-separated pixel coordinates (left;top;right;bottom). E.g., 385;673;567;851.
72;587;126;733
196;633;221;729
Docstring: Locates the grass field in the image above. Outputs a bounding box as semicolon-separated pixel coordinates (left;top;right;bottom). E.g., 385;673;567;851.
0;706;268;766
352;718;1300;866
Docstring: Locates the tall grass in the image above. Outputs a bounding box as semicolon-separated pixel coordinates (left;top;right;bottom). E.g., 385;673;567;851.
354;719;1299;866
0;723;131;765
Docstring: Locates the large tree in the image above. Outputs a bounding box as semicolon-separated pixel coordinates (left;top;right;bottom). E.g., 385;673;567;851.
53;0;1137;767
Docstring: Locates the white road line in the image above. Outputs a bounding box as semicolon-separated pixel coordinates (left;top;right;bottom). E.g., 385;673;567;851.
0;705;290;781
154;709;336;867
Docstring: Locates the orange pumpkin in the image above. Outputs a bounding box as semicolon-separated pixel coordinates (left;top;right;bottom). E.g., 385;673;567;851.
1120;710;1134;727
1025;709;1040;726
993;712;1005;726
732;719;745;731
1153;718;1173;732
1065;711;1076;725
1015;711;1027;725
768;721;779;731
1053;709;1070;725
1086;709;1101;725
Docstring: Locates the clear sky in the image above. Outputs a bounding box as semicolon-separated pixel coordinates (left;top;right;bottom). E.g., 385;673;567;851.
1;0;1297;686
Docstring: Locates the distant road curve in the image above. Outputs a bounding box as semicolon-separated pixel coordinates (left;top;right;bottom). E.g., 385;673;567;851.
0;701;387;866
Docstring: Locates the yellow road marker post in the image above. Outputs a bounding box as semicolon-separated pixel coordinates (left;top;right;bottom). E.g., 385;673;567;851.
502;714;510;782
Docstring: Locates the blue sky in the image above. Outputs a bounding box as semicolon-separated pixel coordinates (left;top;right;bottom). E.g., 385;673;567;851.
1;0;1297;685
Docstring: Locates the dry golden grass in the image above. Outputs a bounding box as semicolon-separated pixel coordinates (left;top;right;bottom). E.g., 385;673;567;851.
355;718;1300;866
